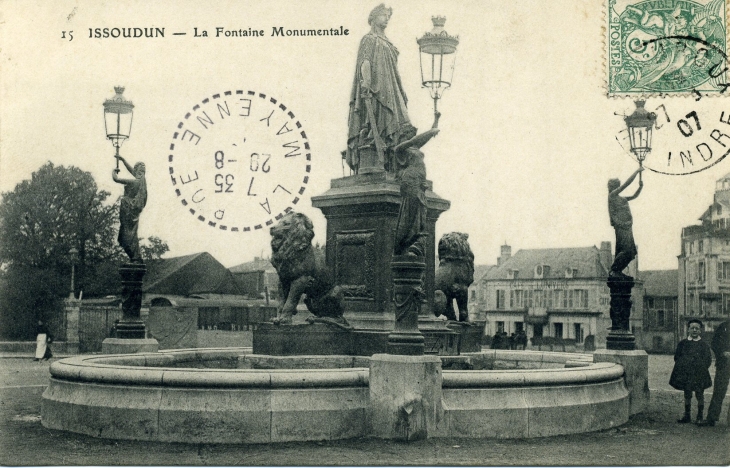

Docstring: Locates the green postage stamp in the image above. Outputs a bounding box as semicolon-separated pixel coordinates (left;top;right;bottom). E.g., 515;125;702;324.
607;0;729;96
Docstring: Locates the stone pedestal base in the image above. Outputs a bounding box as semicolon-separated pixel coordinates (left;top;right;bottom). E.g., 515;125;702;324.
369;354;443;441
607;277;636;350
101;338;159;354
311;172;449;326
593;348;649;415
253;323;353;355
113;320;147;339
388;256;425;356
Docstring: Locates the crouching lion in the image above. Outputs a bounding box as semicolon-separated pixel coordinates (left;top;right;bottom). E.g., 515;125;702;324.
270;212;347;326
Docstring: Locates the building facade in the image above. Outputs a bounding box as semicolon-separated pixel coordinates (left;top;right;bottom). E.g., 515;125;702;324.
678;173;730;341
229;257;279;301
474;242;642;349
639;269;678;353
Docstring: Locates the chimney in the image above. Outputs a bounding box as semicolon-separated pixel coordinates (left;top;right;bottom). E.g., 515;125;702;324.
599;241;613;271
498;244;512;266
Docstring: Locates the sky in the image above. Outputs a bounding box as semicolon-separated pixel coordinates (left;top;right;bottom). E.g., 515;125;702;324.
1;0;728;272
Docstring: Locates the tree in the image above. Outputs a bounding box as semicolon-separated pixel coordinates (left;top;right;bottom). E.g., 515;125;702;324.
140;236;170;262
0;162;120;290
0;163;172;338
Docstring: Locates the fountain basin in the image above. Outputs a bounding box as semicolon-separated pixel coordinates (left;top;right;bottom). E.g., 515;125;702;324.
42;348;629;443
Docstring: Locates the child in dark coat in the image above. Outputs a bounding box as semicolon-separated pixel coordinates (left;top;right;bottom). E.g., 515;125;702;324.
669;319;712;423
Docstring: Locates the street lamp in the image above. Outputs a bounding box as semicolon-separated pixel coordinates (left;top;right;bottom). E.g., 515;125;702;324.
417;16;459;115
624;100;657;182
103;86;134;169
68;247;79;300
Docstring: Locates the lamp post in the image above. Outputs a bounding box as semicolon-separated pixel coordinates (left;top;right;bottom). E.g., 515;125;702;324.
624;100;657;182
68;247;78;300
103;87;134;169
417;16;459;115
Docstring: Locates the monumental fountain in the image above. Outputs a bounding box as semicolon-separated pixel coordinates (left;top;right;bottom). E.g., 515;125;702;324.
42;7;637;443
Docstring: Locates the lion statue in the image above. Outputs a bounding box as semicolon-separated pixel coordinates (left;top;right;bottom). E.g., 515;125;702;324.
434;232;474;322
270;212;347;326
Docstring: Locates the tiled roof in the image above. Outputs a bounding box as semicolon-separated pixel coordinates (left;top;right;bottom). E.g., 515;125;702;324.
229;257;275;274
484;246;608;280
143;252;243;295
471;264;497;286
639;269;678;297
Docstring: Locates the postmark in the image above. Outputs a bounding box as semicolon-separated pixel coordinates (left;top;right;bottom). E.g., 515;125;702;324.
168;90;311;232
607;0;728;96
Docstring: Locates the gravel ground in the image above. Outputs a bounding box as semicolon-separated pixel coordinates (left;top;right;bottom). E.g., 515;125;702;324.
0;354;727;466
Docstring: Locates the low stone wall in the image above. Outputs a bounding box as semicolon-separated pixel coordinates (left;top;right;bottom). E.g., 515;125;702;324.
42;348;369;443
41;348;631;443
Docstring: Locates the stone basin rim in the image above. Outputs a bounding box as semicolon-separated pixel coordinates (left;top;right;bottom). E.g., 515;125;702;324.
48;348;623;389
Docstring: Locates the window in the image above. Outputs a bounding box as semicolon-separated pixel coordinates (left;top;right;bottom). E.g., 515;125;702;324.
496;321;505;333
656;310;665;328
496;290;506;309
718;261;730;280
724;294;730;315
534;290;544;308
470;289;476;301
573;323;584;343
553;322;564;338
699;261;705;283
515;322;524;333
511;290;524;309
574;290;588;308
699;240;704;253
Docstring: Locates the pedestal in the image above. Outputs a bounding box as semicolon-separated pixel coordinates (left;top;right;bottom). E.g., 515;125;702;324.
593;349;649;415
102;262;158;353
63;298;81;354
311;172;450;329
369;354;443;441
388;256;425;355
606;276;636;350
101;338;159;354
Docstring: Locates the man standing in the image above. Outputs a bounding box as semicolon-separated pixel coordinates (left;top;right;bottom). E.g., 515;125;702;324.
699;319;730;426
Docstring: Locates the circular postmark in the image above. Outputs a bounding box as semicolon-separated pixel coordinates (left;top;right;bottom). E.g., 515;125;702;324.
615;37;730;175
168;90;311;231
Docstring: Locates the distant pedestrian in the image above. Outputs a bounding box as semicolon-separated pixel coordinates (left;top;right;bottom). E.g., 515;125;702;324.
698;319;729;427
669;319;712;423
34;320;53;362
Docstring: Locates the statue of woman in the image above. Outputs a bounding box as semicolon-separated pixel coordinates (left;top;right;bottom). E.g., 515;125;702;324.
113;155;147;262
345;4;415;174
393;112;440;257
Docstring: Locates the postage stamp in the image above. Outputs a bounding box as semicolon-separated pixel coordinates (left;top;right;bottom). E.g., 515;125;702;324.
169;90;312;233
607;0;729;96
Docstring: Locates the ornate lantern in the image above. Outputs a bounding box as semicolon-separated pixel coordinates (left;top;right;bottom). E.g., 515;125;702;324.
624;100;657;180
417;16;459;114
103;86;134;168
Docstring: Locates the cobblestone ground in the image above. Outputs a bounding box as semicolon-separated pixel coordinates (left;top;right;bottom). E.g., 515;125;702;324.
0;354;728;466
